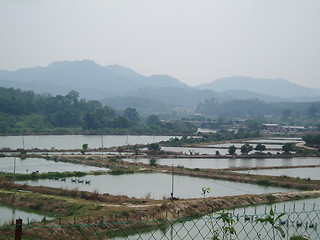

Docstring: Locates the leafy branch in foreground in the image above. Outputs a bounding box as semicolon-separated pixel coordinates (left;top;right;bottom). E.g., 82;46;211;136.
210;211;236;240
255;208;286;239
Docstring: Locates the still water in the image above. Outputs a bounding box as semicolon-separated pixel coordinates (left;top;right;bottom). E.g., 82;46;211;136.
206;143;284;150
0;135;176;150
17;173;296;200
162;146;281;155
245;138;303;144
237;167;320;180
125;157;320;169
0;204;51;226
0;157;107;174
122;197;320;240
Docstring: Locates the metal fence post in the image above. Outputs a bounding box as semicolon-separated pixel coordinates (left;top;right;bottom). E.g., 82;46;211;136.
15;218;22;240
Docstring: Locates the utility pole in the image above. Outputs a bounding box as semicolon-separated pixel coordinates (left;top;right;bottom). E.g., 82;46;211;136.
101;135;104;149
13;157;16;174
171;165;174;202
22;134;25;149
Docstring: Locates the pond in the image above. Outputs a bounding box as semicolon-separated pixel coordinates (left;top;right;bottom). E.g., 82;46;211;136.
236;167;320;180
245;138;304;144
0;157;107;174
0;204;51;226
122;197;320;240
0;135;177;150
161;146;281;155
124;157;320;169
205;143;284;150
17;173;297;200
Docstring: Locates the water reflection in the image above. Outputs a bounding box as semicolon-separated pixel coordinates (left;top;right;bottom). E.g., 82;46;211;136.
0;204;51;226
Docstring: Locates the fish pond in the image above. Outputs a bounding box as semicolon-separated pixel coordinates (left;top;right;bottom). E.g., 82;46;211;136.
0;204;52;226
124;157;320;169
0;135;176;150
122;197;320;240
236;167;320;180
0;157;107;174
17;173;297;200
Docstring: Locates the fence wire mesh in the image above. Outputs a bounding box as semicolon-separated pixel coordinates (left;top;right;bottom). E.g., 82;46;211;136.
0;204;319;240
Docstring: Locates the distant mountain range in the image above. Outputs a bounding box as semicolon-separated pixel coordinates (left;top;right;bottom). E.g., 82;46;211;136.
1;60;319;115
0;60;189;99
196;76;320;100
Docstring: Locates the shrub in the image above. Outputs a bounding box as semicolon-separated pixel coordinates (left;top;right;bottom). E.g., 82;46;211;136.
257;179;270;186
149;158;157;166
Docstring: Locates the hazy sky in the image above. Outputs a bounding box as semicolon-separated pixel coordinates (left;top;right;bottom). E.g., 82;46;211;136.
1;0;319;88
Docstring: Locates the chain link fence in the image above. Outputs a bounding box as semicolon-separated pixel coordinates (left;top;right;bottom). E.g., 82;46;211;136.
0;203;319;239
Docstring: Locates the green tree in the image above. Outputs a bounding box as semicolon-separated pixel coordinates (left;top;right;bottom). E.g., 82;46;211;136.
302;134;320;148
146;115;160;125
240;144;253;154
148;143;161;154
113;116;130;128
65;90;79;105
149;158;157;166
124;107;140;124
81;143;88;155
133;145;140;155
228;145;236;155
255;143;266;152
117;146;124;154
282;143;295;154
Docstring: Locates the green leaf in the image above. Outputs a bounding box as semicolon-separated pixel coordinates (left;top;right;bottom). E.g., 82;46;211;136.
269;208;274;216
274;226;285;238
275;213;286;221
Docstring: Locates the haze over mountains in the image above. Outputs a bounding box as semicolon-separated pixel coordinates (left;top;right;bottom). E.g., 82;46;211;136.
0;60;319;114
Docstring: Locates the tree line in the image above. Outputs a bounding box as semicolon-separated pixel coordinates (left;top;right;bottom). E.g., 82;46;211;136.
196;98;320;121
0;87;195;134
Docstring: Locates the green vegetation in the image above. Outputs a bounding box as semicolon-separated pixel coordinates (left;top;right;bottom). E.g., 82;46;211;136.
302;134;320;148
164;129;260;146
240;144;253;154
81;143;88;155
228;145;237;155
201;187;210;200
255;143;266;152
148;143;161;154
149;158;157;167
290;235;308;240
282;143;296;154
0;171;88;181
0;87;196;134
255;208;286;239
257;179;270;186
211;211;236;240
196;98;320;122
108;169;135;175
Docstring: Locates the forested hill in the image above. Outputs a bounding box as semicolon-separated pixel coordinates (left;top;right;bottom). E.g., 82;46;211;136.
0;87;115;131
0;87;195;134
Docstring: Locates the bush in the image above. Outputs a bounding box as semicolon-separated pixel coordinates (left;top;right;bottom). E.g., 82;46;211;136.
149;158;157;166
257;179;270;186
